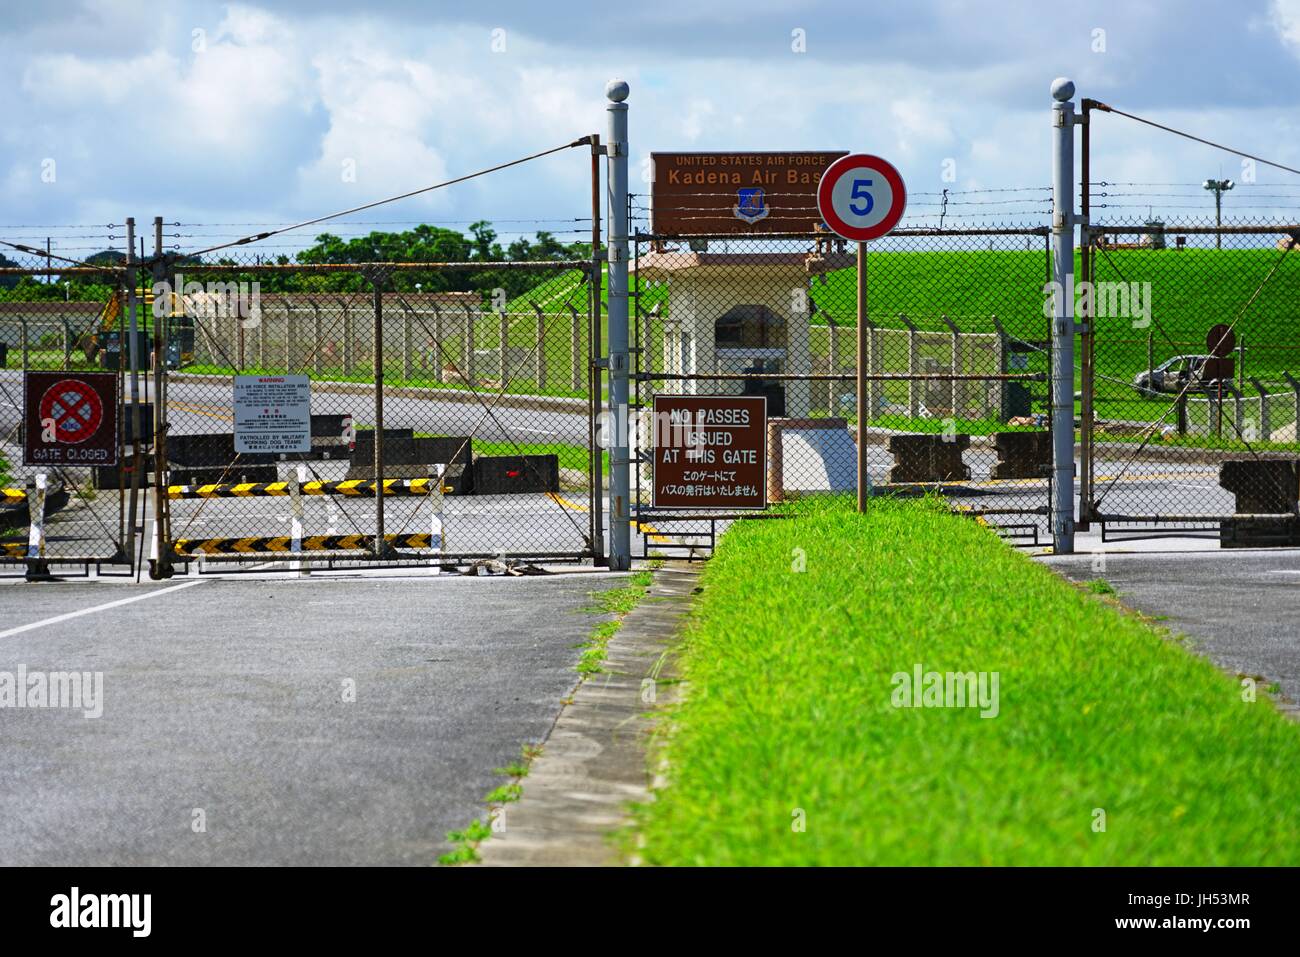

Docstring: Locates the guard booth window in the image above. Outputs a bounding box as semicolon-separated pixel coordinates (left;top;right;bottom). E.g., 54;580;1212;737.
714;305;786;349
716;305;788;417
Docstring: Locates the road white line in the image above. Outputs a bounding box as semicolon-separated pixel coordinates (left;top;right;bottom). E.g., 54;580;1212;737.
0;579;205;638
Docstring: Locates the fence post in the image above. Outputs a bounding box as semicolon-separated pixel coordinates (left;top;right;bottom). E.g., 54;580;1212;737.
1249;376;1270;441
1239;333;1245;392
941;314;961;417
62;318;72;370
498;309;509;385
310;299;322;375
1050;76;1077;554
1227;382;1248;439
19;316;28;370
865;315;880;420
463;304;476;387
1286;373;1300;445
827;315;839;416
531;301;547;391
257;305;266;369
342;300;353;375
605;78;632;571
431;303;444;383
401;301;412;383
899;313;919;417
569;304;582;392
282;299;293;372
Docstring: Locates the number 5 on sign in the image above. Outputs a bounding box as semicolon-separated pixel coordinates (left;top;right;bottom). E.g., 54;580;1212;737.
849;178;874;215
818;156;906;242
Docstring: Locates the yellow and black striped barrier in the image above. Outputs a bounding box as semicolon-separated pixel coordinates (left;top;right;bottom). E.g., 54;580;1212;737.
173;532;435;556
2;541;28;559
168;478;447;500
2;488;27;506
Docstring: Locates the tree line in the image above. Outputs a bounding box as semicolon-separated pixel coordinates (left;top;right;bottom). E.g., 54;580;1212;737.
0;222;591;301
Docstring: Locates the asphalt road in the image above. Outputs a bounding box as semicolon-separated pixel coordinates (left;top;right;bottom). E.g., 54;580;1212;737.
0;368;592;448
0;570;620;865
1045;549;1300;703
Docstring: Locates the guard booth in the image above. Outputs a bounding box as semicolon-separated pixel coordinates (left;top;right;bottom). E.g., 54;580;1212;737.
632;246;813;418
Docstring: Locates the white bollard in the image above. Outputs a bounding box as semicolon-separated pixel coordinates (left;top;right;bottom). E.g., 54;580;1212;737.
26;473;47;560
429;464;445;576
291;463;309;576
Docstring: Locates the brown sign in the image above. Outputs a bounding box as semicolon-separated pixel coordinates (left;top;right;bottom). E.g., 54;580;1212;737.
651;151;847;236
652;395;767;509
1206;323;1236;358
23;371;119;467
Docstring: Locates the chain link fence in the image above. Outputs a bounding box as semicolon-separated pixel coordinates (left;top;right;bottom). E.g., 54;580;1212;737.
0;251;604;574
630;226;1056;552
155;256;601;570
0;258;131;571
1082;217;1300;542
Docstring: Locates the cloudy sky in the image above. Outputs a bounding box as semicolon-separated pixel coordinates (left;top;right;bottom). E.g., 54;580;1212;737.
3;0;1300;259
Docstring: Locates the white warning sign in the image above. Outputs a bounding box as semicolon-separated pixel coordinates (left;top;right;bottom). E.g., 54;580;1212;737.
233;375;311;454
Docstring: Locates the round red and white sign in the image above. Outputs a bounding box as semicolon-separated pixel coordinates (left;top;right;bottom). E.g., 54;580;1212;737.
39;378;105;444
817;154;907;242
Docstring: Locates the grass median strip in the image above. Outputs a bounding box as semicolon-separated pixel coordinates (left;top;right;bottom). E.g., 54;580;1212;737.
637;496;1300;865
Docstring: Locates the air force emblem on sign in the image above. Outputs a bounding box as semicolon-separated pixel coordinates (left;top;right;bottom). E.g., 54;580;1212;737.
732;187;770;224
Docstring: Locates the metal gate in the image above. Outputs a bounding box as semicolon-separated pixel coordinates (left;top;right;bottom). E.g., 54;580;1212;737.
0;259;134;576
150;256;603;574
1078;98;1300;542
628;226;1057;553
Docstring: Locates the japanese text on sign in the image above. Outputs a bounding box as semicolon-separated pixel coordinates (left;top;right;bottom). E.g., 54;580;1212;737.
652;395;767;509
233;375;311;454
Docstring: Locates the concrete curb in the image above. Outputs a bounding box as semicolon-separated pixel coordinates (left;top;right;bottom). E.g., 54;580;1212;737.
474;562;699;866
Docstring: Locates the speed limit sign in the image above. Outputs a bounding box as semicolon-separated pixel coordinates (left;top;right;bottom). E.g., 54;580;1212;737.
817;154;907;242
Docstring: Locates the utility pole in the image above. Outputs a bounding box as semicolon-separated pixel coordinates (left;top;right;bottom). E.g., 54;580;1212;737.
1050;77;1077;555
605;79;631;571
1203;178;1234;249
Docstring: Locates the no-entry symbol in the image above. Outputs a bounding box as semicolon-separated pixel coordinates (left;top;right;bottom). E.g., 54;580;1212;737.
23;371;119;467
39;379;105;443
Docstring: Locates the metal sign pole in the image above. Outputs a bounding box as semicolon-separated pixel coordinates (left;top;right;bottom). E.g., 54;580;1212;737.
150;216;174;577
1050;77;1077;554
605;79;631;571
124;217;144;573
373;279;386;556
857;240;868;513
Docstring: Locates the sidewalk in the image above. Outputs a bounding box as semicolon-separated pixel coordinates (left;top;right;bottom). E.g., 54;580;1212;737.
475;562;698;866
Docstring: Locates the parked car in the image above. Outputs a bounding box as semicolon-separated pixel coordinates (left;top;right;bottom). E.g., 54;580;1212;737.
1132;353;1234;398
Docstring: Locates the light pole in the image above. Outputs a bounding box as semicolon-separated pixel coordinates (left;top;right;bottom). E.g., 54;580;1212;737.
1203;178;1234;249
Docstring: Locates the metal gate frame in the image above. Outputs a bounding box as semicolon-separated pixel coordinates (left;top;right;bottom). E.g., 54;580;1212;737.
1077;97;1300;541
0;262;136;578
627;227;1056;555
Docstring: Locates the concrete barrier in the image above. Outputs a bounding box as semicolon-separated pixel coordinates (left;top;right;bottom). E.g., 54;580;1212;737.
886;433;970;484
990;431;1052;480
1218;458;1300;548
